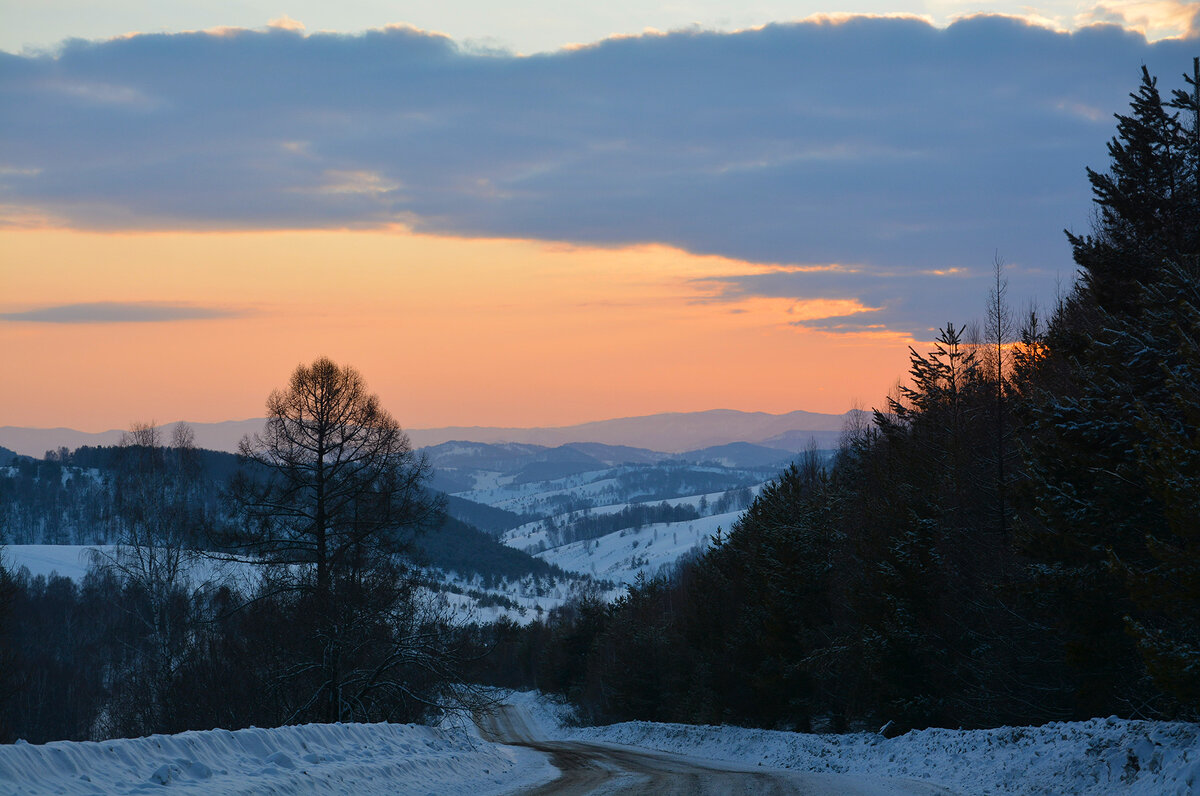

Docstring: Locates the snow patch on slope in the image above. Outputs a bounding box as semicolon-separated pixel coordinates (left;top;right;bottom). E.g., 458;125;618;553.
531;511;739;586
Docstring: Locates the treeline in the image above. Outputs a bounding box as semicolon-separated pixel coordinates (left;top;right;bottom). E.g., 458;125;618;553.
615;465;760;502
0;440;564;588
543;502;702;547
410;515;570;587
0;457;117;545
443;494;532;536
2;566;274;742
503;63;1200;731
0;564;474;743
705;485;754;515
0;440;237;547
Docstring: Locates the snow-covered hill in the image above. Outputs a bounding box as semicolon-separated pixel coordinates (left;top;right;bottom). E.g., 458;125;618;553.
533;511;739;585
462;466;762;585
429;440;775;586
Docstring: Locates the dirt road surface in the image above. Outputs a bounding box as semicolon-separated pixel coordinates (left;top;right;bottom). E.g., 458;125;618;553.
476;705;956;796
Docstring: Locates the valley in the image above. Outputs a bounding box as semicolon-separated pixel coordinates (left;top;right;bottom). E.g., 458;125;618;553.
0;411;836;624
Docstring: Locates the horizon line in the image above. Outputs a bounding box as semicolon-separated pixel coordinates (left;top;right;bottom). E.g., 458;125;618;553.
0;406;865;437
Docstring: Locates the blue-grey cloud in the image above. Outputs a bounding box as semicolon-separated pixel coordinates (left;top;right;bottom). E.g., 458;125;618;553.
694;265;1028;336
0;302;244;323
1;15;1196;334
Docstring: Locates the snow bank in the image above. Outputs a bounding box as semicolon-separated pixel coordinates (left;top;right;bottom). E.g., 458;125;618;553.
509;693;1200;795
0;720;555;796
7;691;1196;795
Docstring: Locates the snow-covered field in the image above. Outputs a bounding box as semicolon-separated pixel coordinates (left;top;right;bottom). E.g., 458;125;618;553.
3;457;766;617
2;545;102;582
454;462;760;519
512;693;1200;795
1;545;250;589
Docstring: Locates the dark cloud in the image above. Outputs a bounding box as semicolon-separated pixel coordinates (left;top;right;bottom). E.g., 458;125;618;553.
1;16;1195;334
0;302;244;323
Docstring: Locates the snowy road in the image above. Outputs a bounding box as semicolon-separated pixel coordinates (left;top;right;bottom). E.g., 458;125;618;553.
2;696;1193;794
477;705;955;795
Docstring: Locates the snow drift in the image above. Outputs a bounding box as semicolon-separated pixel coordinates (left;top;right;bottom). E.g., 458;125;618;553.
4;692;1199;795
0;719;554;795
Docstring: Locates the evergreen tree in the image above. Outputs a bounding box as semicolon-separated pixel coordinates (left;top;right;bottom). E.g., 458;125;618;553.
1113;262;1200;709
1021;61;1200;716
0;553;14;742
1066;65;1197;316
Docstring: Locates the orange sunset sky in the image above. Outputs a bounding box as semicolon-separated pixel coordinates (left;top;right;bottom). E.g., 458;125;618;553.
1;227;911;430
2;4;1196;432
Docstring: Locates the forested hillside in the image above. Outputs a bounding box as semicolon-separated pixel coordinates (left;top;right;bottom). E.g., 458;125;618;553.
509;62;1200;731
0;419;574;742
0;442;565;585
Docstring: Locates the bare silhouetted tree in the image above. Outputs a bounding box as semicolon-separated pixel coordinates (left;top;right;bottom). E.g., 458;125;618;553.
229;357;460;723
92;421;208;736
986;255;1014;539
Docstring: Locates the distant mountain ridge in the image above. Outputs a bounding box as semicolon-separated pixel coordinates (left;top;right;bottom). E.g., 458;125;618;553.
0;420;263;459
0;409;861;458
407;408;858;452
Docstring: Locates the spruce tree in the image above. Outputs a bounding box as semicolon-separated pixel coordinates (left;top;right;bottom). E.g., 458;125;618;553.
1116;263;1200;709
1066;66;1196;316
1020;61;1200;716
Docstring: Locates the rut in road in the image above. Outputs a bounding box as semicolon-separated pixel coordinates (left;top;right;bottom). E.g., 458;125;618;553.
517;738;809;795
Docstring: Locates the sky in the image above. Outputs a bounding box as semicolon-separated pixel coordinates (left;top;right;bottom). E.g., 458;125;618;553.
1;2;1198;432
